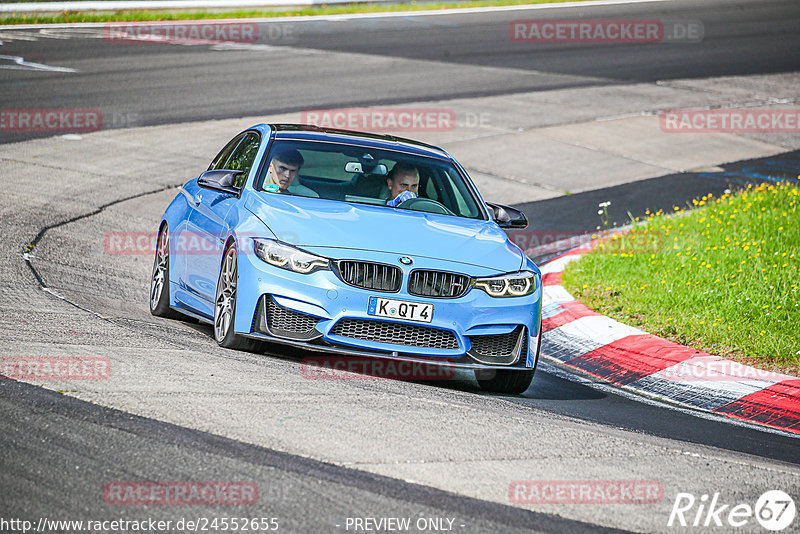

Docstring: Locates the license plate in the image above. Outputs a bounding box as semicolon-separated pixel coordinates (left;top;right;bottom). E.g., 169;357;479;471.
368;296;433;323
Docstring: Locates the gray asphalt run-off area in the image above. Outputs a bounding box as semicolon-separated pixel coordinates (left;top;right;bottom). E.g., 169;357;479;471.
2;2;800;532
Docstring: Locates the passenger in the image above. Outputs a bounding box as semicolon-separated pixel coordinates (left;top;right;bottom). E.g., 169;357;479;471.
385;163;420;207
264;148;318;198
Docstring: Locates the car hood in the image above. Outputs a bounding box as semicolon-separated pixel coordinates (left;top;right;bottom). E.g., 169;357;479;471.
244;193;524;272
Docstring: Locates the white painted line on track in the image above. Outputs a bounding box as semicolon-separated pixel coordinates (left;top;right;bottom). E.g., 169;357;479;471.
0;54;77;72
1;0;671;30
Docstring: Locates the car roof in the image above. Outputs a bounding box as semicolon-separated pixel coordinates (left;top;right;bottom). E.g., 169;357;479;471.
258;123;452;160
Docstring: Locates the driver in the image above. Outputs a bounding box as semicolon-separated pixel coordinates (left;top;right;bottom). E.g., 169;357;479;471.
264;147;318;197
385;163;420;207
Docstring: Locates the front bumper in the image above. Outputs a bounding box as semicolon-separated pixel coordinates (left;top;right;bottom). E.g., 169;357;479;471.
234;246;542;370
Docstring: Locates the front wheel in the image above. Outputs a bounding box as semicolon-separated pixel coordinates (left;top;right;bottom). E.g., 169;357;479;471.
150;224;181;319
214;244;261;352
475;369;534;394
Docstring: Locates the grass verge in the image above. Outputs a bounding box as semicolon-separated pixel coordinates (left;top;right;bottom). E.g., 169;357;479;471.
1;0;592;25
562;182;800;375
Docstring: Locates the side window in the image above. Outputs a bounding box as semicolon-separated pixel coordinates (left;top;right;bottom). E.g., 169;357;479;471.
423;168;475;218
441;169;478;218
209;134;246;171
425;174;438;201
224;133;261;188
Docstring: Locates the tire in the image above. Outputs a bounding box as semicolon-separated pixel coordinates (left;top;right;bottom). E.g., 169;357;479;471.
214;244;261;352
150;224;182;319
475;368;534;394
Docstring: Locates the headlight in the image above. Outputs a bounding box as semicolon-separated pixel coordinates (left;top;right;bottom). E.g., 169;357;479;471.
253;239;330;274
473;271;537;298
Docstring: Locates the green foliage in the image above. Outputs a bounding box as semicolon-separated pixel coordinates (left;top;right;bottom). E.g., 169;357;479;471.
563;182;800;373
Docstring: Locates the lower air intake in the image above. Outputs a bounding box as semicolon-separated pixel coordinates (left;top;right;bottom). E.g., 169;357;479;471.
331;318;459;350
467;326;526;365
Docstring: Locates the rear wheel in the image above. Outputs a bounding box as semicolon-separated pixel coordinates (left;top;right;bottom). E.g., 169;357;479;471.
475;368;534;394
214;244;261;352
150;224;181;319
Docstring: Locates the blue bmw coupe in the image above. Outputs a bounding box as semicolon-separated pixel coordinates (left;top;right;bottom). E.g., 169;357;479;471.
151;124;542;393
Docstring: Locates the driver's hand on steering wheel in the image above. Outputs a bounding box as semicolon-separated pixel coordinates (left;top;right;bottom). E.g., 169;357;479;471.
387;190;417;207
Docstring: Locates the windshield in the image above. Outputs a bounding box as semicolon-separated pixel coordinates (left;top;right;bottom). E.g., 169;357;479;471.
255;140;486;220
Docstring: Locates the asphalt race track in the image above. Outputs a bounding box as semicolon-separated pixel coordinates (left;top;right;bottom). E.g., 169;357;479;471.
2;0;799;144
2;0;800;532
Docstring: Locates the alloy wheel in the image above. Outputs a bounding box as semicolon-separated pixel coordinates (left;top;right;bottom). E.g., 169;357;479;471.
214;247;237;341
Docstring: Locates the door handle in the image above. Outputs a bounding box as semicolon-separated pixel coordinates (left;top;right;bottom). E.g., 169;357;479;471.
193;194;202;205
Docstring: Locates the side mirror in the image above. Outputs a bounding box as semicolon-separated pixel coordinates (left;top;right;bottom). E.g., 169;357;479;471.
487;202;528;229
197;169;243;195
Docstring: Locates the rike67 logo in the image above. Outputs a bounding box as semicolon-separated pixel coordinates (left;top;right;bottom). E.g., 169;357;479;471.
668;490;796;531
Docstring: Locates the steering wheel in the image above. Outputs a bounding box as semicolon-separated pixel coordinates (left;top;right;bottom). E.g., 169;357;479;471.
396;197;455;216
